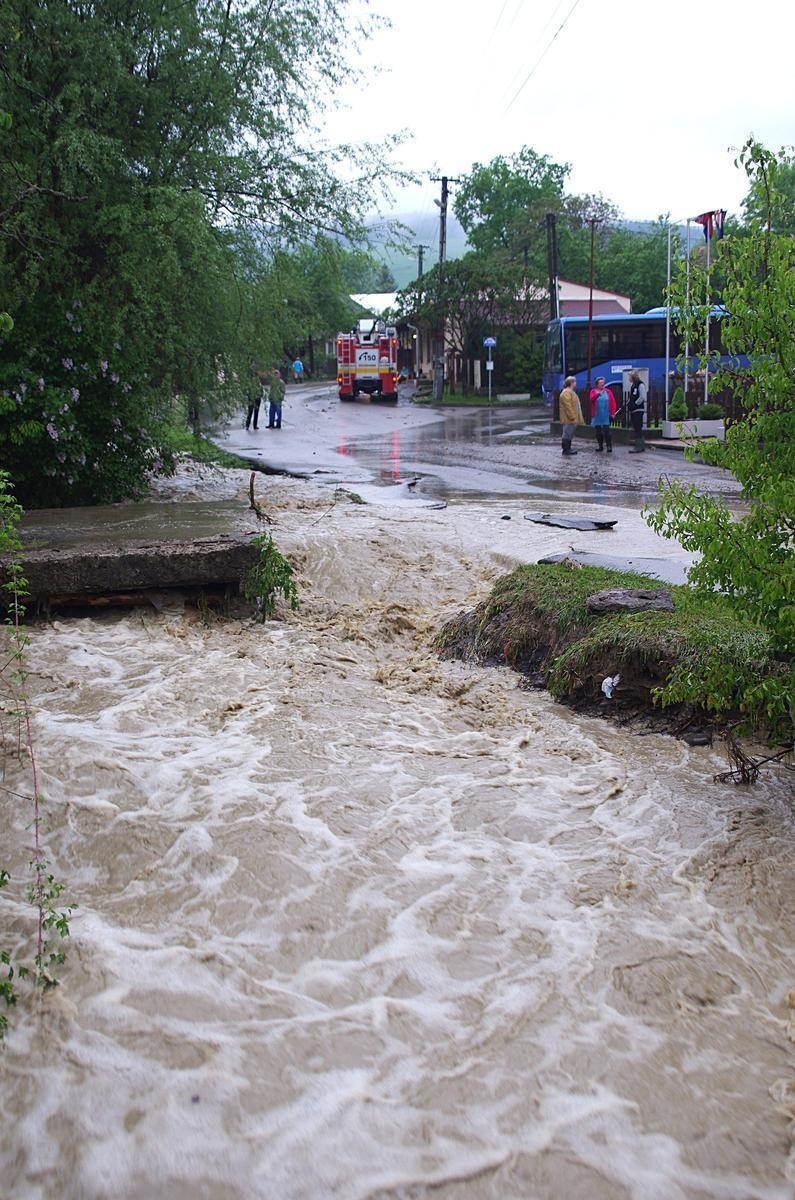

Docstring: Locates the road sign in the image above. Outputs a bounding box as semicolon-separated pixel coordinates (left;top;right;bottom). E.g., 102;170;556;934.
486;360;494;370
483;336;497;347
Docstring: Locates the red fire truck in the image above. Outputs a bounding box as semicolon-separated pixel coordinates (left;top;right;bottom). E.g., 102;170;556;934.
336;318;398;402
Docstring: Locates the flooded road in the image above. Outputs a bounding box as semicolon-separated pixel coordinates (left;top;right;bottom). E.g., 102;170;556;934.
213;383;745;510
2;462;792;1199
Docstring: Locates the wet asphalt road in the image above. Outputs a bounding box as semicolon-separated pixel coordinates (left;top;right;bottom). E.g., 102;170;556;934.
212;381;743;512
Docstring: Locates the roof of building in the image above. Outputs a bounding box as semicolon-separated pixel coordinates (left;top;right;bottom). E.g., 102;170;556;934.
557;278;631;304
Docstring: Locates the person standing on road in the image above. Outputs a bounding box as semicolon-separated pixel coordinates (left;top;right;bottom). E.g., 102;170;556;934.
558;376;583;456
268;368;286;428
244;364;263;432
590;376;617;452
628;370;647;453
291;356;304;384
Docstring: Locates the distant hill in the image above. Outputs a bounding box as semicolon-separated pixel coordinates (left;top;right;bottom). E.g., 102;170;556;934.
366;215;689;291
366;211;469;290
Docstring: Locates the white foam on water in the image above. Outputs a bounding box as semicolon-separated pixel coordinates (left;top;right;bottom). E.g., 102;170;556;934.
1;490;792;1200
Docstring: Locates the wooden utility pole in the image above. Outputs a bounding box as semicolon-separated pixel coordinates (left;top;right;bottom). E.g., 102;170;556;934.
587;217;597;395
545;213;558;321
430;175;460;402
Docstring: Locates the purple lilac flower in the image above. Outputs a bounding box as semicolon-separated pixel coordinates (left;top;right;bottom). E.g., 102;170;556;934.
100;360;109;374
46;422;59;440
18;382;27;395
62;357;74;370
70;388;80;402
110;373;119;384
65;311;74;322
122;383;132;394
37;377;45;391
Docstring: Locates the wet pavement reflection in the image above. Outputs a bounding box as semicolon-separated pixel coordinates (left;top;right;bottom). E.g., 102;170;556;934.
323;403;661;506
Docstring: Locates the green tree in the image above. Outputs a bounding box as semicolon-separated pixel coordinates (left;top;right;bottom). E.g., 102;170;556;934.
273;238;365;367
398;253;547;395
645;140;795;742
741;147;795;233
0;0;380;506
452;147;668;314
453;146;569;274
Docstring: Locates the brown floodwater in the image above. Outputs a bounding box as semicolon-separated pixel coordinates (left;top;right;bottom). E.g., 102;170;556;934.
1;468;791;1200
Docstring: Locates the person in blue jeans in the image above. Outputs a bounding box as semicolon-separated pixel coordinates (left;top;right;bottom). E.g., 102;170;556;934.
268;369;285;428
589;376;617;452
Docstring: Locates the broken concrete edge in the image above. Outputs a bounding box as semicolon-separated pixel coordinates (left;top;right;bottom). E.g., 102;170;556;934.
1;534;261;611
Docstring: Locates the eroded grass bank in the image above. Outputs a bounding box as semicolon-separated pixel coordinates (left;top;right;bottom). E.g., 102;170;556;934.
434;561;792;753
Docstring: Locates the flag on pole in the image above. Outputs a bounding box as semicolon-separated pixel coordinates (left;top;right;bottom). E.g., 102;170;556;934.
693;209;726;240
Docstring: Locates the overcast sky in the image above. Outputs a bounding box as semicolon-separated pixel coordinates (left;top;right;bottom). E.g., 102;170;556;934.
326;0;794;233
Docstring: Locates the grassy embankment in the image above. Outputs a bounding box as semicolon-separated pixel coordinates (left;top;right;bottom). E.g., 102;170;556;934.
435;561;792;754
164;423;252;470
411;385;540;407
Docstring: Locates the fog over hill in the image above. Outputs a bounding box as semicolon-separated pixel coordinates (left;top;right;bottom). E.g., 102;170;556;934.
367;213;688;291
366;211;469;289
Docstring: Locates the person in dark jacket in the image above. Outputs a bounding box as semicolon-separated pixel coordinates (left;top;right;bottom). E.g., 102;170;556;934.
627;371;647;452
245;366;264;431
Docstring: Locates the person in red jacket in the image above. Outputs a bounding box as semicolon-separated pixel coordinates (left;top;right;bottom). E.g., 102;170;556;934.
589;376;618;452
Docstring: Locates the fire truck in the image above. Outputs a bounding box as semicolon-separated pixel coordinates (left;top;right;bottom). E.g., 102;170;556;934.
336;318;398;402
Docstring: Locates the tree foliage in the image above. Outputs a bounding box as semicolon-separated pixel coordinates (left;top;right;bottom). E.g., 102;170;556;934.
0;0;382;506
396;252;547;393
741;147;795;234
645;140;795;742
453;147;569;274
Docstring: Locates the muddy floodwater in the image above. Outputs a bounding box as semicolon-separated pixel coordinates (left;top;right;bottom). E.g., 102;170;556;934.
1;463;793;1200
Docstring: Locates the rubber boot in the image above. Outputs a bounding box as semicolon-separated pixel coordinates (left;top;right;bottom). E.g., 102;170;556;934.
628;437;645;453
562;437;577;456
595;431;604;452
606;430;613;452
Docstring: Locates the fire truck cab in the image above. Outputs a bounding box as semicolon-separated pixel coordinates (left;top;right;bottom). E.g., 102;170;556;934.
336;318;398;403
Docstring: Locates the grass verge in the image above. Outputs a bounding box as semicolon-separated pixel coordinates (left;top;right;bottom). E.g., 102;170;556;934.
435;562;792;746
164;424;253;470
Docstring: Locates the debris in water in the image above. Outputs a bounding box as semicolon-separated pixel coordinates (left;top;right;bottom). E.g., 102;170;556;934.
601;674;621;698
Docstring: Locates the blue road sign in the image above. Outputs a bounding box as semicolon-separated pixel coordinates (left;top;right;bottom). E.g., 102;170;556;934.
483;336;497;347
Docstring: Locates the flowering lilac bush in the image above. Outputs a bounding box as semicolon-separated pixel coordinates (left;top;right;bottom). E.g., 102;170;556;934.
0;306;174;507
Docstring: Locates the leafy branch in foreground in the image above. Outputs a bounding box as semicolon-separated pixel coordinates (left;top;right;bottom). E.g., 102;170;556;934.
0;469;73;1037
243;533;299;621
645;139;794;747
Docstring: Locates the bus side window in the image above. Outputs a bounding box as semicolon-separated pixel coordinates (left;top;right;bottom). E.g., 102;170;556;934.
545;324;562;373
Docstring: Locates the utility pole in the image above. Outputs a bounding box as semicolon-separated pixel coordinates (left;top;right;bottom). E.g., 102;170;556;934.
545;213;558;321
430;175;460;402
416;243;429;281
586;217;597;396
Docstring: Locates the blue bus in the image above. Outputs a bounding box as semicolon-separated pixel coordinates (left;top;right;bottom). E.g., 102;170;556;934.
542;309;733;423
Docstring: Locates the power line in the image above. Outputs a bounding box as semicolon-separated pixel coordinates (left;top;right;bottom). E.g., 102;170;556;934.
485;0;514;49
503;0;584;115
498;0;570;113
